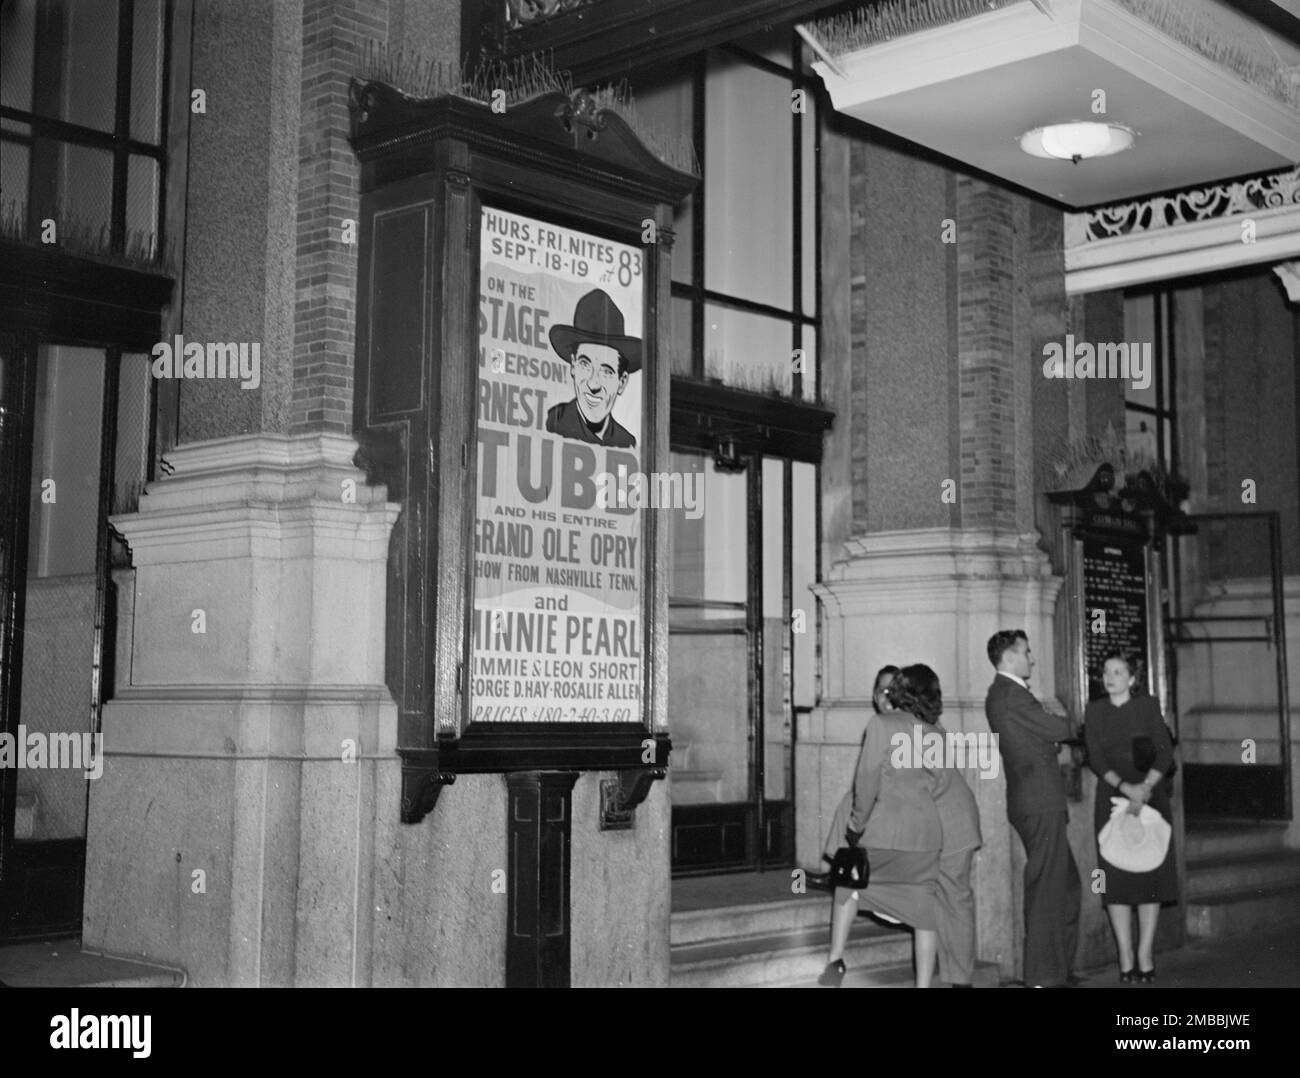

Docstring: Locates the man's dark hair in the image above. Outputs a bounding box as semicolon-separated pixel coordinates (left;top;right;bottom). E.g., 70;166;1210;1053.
891;664;943;725
987;629;1027;668
571;345;628;377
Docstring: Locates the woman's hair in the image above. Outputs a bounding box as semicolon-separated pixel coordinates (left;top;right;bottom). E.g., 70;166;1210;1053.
890;663;943;724
1099;649;1144;690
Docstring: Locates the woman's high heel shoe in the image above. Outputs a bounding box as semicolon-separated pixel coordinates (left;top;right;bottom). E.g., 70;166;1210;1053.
818;959;847;987
1137;966;1156;984
1119;968;1136;984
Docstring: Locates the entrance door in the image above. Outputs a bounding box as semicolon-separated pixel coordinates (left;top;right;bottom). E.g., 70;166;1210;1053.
0;339;147;941
668;450;814;873
1167;511;1292;819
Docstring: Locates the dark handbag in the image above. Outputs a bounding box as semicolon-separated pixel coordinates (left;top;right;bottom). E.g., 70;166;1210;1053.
1132;733;1177;783
1132;735;1157;774
827;846;870;890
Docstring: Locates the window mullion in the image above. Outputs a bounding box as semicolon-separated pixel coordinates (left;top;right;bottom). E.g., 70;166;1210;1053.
111;0;136;251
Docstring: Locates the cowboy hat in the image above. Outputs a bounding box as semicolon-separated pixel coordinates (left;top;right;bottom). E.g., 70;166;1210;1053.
1098;797;1171;874
548;288;643;374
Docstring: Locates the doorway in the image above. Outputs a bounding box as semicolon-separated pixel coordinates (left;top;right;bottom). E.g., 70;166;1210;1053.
668;449;817;873
1166;511;1292;820
0;335;150;941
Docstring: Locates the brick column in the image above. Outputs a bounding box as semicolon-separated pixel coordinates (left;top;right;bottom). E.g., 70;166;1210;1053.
805;138;1107;982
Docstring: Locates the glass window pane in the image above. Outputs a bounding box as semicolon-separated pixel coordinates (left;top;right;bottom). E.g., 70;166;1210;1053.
762;457;784;620
112;353;153;566
28;346;104;578
1123;293;1157;409
1;138;31;212
126;154;159;245
670;294;692;377
58;141;113;236
800;323;817;403
704;53;793;310
669;452;745;617
131;0;165;143
61;0;119;133
668;451;749;805
704;303;795;396
19;345;103;844
792;462;816;709
0;0;37;113
632;66;694;284
1126;408;1158;466
801;98;817;317
761;457;787;800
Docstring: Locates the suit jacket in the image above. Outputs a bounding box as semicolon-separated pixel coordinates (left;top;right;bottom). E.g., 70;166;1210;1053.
848;712;948;852
985;674;1074;818
545;399;636;448
932;719;983;854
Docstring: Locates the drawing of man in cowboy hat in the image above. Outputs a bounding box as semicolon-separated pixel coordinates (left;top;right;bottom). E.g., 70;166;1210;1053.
546;288;641;449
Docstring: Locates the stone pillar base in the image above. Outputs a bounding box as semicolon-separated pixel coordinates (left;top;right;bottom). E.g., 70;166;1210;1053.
85;433;399;986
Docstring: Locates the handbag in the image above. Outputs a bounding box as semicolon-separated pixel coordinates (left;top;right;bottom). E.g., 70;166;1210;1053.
827;845;870;890
1098;797;1171;873
1132;733;1177;781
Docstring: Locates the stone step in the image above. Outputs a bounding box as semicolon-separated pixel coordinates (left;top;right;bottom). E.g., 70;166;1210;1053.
1185;848;1300;900
0;942;186;987
778;958;1003;989
671;894;830;946
1179;709;1282;737
1183;822;1288;860
1180;741;1282;764
1186;880;1300;940
670;917;914;988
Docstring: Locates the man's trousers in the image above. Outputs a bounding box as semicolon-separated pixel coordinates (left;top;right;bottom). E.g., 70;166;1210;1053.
1010;809;1080;987
935;848;976;985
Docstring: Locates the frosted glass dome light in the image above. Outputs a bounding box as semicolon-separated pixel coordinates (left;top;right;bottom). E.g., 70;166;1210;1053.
1020;121;1135;161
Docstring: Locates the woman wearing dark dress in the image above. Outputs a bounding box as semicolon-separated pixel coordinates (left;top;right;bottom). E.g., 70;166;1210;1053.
1084;651;1178;984
819;664;949;988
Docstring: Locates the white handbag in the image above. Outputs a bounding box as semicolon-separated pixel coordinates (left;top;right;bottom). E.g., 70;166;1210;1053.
1098;796;1171;873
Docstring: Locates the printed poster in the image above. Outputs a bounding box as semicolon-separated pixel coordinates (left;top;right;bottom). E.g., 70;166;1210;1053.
471;205;645;724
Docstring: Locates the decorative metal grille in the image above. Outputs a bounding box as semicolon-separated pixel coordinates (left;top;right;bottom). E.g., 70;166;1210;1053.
1065;165;1300;247
505;0;599;30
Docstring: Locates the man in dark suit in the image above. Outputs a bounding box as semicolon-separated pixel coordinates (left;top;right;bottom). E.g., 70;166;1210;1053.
985;629;1080;988
545;288;639;449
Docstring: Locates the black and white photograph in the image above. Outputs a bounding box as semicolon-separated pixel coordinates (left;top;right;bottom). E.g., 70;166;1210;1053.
0;0;1297;1048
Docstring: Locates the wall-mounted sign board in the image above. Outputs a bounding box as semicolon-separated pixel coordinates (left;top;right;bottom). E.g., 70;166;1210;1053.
348;82;697;823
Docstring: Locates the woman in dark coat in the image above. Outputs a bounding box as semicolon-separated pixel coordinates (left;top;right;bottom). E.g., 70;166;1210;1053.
1084;650;1178;983
819;664;949;988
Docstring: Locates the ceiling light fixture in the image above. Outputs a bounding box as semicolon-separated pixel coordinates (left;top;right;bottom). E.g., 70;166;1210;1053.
1019;121;1136;163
